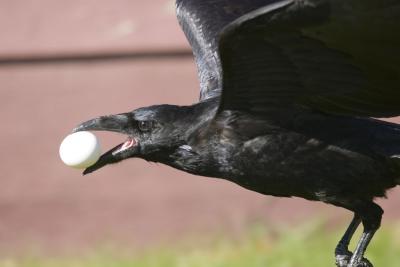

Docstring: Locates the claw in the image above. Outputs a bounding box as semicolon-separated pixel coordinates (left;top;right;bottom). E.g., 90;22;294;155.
335;251;352;267
349;257;373;267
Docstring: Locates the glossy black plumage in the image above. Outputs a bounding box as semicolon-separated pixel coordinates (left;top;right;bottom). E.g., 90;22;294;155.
73;1;400;266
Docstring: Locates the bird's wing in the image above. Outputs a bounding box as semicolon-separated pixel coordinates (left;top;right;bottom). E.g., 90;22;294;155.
216;0;400;118
176;0;278;101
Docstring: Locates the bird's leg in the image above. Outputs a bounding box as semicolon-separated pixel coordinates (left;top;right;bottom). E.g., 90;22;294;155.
348;202;383;267
335;214;361;267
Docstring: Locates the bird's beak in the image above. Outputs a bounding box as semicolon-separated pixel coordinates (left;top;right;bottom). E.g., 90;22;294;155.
73;114;131;134
73;114;139;175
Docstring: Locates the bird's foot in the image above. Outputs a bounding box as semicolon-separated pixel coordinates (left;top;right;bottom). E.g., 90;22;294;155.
348;257;373;267
335;251;352;267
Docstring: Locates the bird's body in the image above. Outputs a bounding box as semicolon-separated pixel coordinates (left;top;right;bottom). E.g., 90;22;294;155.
141;99;400;203
72;0;400;266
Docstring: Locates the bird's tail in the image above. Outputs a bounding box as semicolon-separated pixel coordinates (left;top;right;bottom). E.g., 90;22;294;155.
386;123;400;185
392;156;400;185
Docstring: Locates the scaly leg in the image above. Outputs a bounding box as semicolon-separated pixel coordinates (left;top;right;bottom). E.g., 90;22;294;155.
348;202;383;267
335;214;361;267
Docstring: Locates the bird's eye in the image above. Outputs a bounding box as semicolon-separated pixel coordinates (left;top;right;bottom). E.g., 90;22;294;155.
138;121;153;132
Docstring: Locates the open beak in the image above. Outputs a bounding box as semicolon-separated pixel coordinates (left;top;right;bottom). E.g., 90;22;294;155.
72;114;139;175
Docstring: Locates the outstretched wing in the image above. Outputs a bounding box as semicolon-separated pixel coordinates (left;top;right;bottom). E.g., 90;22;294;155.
176;0;277;101
217;0;400;118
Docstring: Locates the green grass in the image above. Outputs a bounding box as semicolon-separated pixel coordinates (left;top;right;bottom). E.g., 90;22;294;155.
3;222;400;267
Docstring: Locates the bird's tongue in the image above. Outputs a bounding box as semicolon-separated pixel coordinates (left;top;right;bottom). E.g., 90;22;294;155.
112;137;137;155
121;137;136;150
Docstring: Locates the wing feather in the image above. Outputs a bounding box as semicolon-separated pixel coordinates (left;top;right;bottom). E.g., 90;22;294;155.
216;0;400;118
176;0;277;101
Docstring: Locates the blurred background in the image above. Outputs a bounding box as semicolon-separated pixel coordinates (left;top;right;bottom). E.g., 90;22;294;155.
1;0;400;265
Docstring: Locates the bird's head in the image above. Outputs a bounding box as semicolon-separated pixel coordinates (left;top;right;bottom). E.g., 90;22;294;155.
73;104;195;175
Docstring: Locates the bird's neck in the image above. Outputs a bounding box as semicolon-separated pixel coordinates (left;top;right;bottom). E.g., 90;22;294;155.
144;98;219;175
168;145;207;174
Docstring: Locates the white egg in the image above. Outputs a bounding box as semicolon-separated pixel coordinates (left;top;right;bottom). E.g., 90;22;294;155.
59;131;101;169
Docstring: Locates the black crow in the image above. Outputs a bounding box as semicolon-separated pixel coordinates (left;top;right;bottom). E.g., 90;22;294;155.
73;1;400;266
